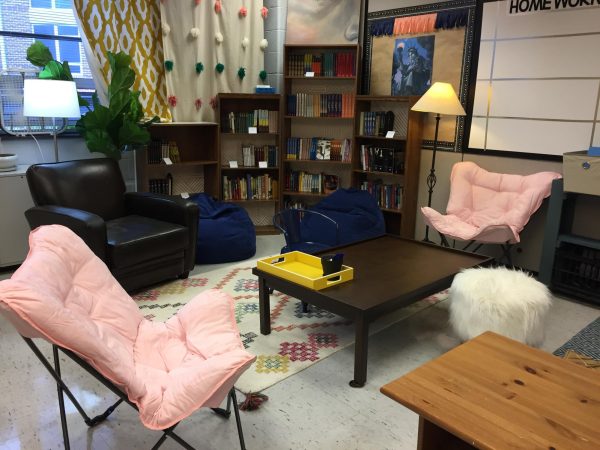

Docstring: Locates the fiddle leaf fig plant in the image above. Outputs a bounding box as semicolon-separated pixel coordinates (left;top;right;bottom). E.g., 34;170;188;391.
76;51;159;160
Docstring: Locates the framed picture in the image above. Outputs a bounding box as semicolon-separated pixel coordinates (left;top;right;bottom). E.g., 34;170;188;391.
391;36;435;96
362;0;477;151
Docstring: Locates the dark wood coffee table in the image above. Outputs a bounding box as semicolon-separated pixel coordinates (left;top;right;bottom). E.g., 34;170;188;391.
252;235;493;387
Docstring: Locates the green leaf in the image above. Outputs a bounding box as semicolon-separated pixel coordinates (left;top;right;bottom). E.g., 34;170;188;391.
109;67;135;98
78;104;111;131
109;90;130;119
77;93;90;109
38;61;64;79
108;51;131;72
118;119;150;147
84;129;121;160
61;61;74;81
26;41;54;68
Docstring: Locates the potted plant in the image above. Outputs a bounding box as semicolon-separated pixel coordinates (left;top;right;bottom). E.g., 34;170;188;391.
26;41;158;160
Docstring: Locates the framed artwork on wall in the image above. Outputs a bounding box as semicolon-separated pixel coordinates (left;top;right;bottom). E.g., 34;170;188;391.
363;0;477;152
286;0;363;44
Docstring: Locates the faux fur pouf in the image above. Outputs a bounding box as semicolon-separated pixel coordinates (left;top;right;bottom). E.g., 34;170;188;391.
449;267;552;347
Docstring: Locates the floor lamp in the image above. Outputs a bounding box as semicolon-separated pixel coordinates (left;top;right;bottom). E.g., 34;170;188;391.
23;79;81;162
411;82;466;243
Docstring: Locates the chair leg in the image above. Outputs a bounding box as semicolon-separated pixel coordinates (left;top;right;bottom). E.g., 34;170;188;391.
500;243;514;267
178;271;190;279
53;345;70;450
230;389;247;450
439;233;450;247
301;301;310;313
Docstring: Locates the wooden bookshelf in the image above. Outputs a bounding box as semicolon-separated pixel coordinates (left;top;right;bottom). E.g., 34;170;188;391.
217;93;281;234
136;122;219;196
353;95;423;238
282;43;360;209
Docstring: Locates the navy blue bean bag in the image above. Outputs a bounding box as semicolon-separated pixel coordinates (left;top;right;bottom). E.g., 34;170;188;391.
303;188;386;246
189;193;256;264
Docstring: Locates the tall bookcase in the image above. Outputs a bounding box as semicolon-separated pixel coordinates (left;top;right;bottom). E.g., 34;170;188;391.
136;122;219;197
217;93;281;235
282;44;359;209
353;96;423;238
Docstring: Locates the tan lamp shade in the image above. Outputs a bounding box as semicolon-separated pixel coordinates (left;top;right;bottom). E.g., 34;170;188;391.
411;82;466;116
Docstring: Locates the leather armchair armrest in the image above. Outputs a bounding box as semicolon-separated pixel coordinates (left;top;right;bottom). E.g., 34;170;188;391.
124;193;199;270
25;206;107;261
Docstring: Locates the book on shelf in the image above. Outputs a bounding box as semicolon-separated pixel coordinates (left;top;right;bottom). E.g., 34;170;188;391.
358;111;395;137
359;180;403;210
287;51;355;77
286;93;354;118
222;110;278;133
360;145;405;173
284;170;340;194
149;173;173;195
240;144;278;167
286;137;351;162
147;139;179;164
222;174;278;201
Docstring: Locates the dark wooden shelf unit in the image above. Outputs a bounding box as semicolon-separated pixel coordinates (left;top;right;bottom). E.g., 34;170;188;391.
136;122;219;196
353;95;423;238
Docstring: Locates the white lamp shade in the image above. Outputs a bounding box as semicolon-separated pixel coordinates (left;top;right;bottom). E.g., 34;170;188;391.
23;79;81;119
411;82;466;116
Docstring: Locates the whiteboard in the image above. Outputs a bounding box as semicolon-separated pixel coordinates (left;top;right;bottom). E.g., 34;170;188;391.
469;1;600;156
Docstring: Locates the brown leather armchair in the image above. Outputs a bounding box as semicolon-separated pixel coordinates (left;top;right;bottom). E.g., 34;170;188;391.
25;158;199;293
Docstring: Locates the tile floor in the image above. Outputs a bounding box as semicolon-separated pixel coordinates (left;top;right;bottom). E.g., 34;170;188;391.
1;235;599;450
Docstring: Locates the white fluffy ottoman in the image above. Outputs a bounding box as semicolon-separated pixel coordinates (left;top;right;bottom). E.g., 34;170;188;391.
449;267;552;347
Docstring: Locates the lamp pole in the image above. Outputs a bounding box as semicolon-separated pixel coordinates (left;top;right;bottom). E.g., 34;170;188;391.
423;113;440;243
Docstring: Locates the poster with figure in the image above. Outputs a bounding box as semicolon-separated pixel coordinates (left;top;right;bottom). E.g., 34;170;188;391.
391;36;435;96
286;0;361;44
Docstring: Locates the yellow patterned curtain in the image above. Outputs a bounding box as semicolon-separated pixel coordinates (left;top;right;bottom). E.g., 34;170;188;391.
73;0;171;121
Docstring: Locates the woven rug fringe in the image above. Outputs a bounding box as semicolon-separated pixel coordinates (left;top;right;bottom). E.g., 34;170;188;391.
238;392;269;411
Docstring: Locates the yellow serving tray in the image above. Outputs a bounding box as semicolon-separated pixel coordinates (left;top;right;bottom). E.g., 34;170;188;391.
256;251;354;290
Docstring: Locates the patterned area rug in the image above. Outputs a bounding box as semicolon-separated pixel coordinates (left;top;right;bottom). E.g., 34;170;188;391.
133;262;447;394
554;317;600;369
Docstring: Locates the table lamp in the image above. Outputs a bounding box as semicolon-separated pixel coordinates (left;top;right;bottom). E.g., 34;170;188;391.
411;82;466;243
23;79;81;162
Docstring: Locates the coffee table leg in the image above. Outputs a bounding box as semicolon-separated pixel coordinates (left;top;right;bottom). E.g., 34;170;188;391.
350;315;368;388
258;276;271;335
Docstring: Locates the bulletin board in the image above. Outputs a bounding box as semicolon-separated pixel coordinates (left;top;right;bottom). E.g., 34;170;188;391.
362;0;477;151
469;0;600;156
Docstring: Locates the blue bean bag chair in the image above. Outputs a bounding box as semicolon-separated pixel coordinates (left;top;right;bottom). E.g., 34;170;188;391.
189;193;256;264
303;188;386;247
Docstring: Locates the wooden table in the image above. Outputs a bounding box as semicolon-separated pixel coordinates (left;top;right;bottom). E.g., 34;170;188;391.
252;235;492;387
381;331;600;450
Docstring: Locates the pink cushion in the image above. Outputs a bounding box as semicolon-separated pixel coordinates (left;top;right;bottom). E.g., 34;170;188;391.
0;225;255;430
422;161;561;243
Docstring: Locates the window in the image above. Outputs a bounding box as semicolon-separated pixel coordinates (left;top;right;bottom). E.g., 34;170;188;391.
0;0;95;133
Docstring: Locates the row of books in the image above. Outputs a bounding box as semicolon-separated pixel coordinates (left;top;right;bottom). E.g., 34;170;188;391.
287;93;355;118
286;137;352;162
238;144;278;167
358;111;395;137
359;181;403;210
149;175;173;195
287;52;356;77
283;199;308;209
146;140;181;164
360;145;405;174
284;171;339;194
222;174;278;201
222;110;278;134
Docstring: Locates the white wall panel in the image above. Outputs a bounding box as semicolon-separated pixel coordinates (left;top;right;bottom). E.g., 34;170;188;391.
495;1;600;38
468;117;487;149
481;1;500;40
476;41;494;80
489;79;599;120
494;35;600;79
485;118;592;155
473;80;490;116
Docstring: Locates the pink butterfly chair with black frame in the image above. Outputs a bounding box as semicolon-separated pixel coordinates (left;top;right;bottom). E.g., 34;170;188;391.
421;161;561;265
0;225;255;449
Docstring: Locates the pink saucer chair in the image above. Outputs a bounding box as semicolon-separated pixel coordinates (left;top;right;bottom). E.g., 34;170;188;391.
0;225;255;449
421;161;561;264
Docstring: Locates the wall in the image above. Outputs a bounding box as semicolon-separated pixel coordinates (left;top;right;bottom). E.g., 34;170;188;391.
367;0;600;271
263;0;287;94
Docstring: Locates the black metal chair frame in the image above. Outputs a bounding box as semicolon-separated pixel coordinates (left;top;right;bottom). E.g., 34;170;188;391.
438;233;514;266
22;336;247;450
273;208;340;253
